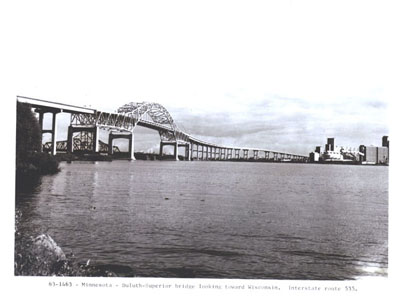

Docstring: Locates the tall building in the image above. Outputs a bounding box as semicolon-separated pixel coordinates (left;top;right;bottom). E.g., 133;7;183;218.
382;136;389;148
359;141;389;165
327;138;335;151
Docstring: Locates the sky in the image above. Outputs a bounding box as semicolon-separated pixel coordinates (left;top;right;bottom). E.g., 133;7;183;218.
3;0;398;155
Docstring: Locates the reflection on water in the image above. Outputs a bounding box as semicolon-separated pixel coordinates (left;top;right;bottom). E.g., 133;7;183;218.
15;161;388;279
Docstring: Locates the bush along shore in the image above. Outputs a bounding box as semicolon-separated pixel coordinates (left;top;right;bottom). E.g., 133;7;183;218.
16;102;61;190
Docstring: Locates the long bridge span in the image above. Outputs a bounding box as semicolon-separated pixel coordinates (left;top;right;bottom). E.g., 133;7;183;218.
17;96;308;162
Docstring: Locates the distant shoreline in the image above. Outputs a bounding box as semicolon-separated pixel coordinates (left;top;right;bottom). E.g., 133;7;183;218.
53;152;388;166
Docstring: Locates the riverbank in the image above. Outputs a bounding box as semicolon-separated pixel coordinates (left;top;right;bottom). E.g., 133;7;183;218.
14;209;129;277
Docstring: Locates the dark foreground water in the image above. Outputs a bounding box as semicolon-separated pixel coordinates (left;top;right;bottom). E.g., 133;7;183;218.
16;161;388;279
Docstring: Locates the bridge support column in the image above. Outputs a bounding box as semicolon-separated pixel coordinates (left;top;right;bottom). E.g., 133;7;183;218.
50;111;59;156
35;109;60;155
174;142;179;161
235;149;240;159
67;126;74;153
254;150;259;160
109;132;135;160
183;143;191;161
159;142;164;158
243;149;249;160
189;143;194;161
93;126;99;154
198;145;201;160
159;141;178;160
128;133;135;160
68;125;99;154
109;135;114;155
38;111;44;152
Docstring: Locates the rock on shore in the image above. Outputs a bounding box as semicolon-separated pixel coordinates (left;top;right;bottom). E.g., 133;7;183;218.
15;233;71;276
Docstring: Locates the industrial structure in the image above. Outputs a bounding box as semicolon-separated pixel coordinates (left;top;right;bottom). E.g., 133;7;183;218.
309;136;389;165
17;96;309;162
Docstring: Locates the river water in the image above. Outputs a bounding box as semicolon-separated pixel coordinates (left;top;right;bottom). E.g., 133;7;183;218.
15;161;388;279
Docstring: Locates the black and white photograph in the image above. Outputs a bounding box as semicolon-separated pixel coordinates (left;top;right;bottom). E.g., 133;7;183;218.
2;0;399;296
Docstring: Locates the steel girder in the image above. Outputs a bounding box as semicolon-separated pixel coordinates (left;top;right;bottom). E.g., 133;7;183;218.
117;102;179;141
44;138;120;153
70;102;187;142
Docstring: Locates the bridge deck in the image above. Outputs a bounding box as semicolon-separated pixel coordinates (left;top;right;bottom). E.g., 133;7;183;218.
17;96;96;114
17;96;308;158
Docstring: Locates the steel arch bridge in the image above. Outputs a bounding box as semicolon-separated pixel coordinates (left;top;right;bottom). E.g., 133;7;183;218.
17;96;309;162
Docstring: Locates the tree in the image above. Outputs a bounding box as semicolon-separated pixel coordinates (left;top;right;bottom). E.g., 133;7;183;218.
16;102;41;162
16;102;59;179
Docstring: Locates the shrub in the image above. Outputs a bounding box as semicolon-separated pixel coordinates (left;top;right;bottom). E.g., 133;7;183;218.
15;102;60;181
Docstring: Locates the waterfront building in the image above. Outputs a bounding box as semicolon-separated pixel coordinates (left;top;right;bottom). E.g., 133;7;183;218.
359;146;389;165
310;136;389;165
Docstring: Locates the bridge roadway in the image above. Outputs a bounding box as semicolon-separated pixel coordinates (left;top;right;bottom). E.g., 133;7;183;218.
17;96;309;162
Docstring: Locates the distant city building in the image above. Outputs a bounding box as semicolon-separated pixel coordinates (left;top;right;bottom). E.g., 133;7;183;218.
327;138;335;151
359;136;389;165
309;136;389;165
309;151;320;162
382;136;389;148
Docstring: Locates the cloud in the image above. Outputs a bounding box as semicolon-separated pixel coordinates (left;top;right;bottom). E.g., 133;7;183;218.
166;94;389;155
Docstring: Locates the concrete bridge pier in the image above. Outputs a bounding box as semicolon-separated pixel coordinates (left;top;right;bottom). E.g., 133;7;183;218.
109;132;135;160
160;141;179;161
192;143;198;160
190;142;194;161
217;148;222;160
234;149;240;159
243;149;249;160
227;148;232;159
264;151;270;160
273;152;278;161
67;125;99;154
181;143;192;161
36;109;60;155
254;150;259;160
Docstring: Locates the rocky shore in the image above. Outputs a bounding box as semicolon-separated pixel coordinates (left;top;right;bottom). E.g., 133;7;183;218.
14;210;122;277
